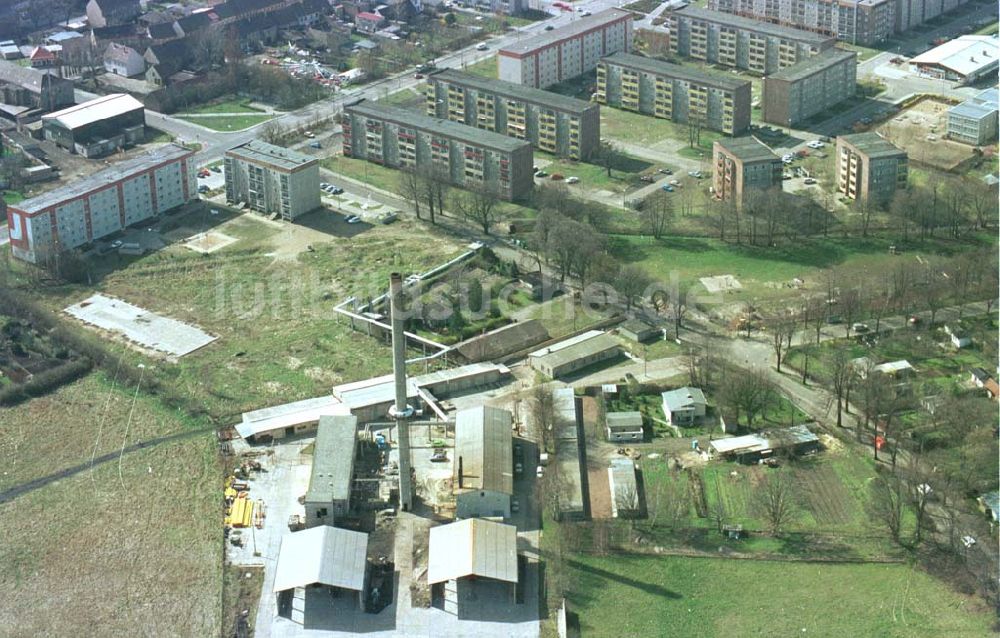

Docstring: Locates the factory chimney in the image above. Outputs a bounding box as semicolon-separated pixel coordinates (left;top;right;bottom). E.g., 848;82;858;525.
388;273;413;511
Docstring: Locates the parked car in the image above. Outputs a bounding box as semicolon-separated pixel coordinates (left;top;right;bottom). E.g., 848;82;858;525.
111;240;123;249
211;166;221;173
661;184;674;192
309;141;321;149
414;73;424;79
430;450;448;462
534;170;548;178
197;184;210;193
687;170;703;179
304;131;315;138
658;168;673;175
639;175;654;183
330;185;344;194
550;173;564;180
804;177;817;185
320;182;329;189
536;465;544;478
565;176;579;184
544;24;554;30
806;140;824;149
852;322;870;333
345;215;362;224
476;43;488;51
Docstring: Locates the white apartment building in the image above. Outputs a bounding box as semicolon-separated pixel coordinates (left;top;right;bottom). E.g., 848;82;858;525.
498;8;633;88
6;143;195;265
224;140;321;221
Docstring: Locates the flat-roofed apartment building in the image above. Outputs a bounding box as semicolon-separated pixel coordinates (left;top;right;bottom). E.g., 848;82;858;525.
762;48;857;126
426;69;600;160
707;0;898;46
6;143;194;264
498;8;633;88
342;99;534;201
836;132;908;205
712;136;782;206
224;140;321;221
666;6;835;75
947;89;998;146
596;52;751;135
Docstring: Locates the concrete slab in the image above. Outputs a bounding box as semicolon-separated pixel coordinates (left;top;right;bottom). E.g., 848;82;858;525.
700;274;742;294
184;230;237;254
64;293;217;357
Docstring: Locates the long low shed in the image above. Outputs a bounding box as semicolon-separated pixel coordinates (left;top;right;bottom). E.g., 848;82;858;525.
528;330;620;378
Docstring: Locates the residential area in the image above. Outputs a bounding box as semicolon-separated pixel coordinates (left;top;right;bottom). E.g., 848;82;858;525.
0;0;997;637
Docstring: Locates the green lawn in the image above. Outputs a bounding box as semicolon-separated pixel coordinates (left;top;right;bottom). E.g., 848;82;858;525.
539;151;653;193
601;106;724;157
376;87;426;110
3;190;25;204
559;553;994;638
463;55;497;79
176;114;273;131
973;21;999;35
183;98;265;115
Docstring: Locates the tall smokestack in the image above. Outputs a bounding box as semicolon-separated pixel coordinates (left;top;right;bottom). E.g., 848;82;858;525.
388;273;413;511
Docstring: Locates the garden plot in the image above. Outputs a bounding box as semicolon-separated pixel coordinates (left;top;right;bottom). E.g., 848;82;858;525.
64;293;217;357
700;275;743;293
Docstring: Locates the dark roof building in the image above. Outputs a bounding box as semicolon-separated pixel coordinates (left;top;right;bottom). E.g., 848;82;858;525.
87;0;142;28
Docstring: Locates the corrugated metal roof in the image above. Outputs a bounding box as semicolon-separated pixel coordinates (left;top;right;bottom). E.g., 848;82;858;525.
455;406;513;494
529;331;620;372
607;411;643;429
236;396;349;438
305;415;358;504
42;93;144;131
911;35;998;78
272;526;369;593
661;387;706;412
427;519;518;584
709;424;818;455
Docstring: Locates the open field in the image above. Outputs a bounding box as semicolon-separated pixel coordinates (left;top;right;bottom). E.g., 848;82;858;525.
176;114;273;131
463;55;497;79
600;106;723;153
0;372;221;636
559;553;995;638
6;205;467;422
377;87;426;110
182;99;266;115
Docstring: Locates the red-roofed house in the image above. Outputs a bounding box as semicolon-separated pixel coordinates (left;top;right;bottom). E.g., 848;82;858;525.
355;11;385;34
29;47;58;68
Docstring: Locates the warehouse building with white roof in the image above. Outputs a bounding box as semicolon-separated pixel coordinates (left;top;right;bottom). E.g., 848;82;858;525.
41;93;145;157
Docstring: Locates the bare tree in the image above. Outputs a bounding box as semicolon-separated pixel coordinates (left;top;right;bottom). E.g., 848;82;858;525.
595;140;623;178
398;168;423;220
453;185;499;234
192;26;226;71
828;347;853;429
869;473;906;544
767;311;795;373
757;472;796;533
965;177;998;229
910;479;933;545
641;191;673;239
708;482;727;533
614;265;652;311
530;385;555;454
719;367;776;430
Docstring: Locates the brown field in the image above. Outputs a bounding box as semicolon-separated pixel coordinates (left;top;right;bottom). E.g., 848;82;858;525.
878;99;976;171
0;372;221;637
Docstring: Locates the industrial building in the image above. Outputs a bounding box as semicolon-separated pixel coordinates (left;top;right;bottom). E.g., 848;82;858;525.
707;0;898;45
224;140;321;221
661;387;707;426
761;48;857;126
596;52;751;135
454;406;514;520
498;9;633;89
608;458;639;518
836;132;908;205
303;415;358;528
553;387;586;520
272;525;369;622
947;89;998;146
666;6;836;75
428;518;519;593
0;60;74;122
425;69;601;160
343;99;534;201
528;330;621;378
606;411;644;443
6;144;195;265
709;424;820;463
910;36;1000;84
42;93;145;157
712;136;783;206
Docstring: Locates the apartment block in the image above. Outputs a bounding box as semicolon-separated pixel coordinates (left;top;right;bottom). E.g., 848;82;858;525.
343;99;534;201
762;48;857;126
712;136;783;206
596;53;751;135
6;144;194;264
666;6;835;75
498;9;633;88
426;69;600;160
224;140;320;221
708;0;900;46
836;133;908;205
947;89;998;146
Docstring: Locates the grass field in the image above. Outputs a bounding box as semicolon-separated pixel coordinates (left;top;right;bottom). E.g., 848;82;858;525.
539;151;653;193
463;55;497;79
183;99;266;115
0;372;221;636
559;553;995;638
600;106;723;152
177;114;273;131
3;190;24;204
377;87;426;110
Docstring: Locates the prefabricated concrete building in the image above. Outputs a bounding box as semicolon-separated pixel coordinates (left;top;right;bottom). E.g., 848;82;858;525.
304;414;358;527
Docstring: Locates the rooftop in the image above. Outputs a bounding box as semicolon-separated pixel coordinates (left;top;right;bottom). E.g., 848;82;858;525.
874;359;913;374
226;139;317;172
236;395;349;439
839;132;905;159
428;518;518;584
454;405;513;494
42;93;144;130
910;35;999;78
272;526;369;593
661;387;707;411
346;99;531;153
609;458;638;515
709;424;818;455
553;387;578;439
670;6;835;45
949;88;999;120
606;411;643;429
11;144;193;215
304;415;358;504
529;331;620;375
602;52;749;91
767;48;857;83
429;68;597;115
715;136;780;163
0;59;70;93
499;8;631;56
